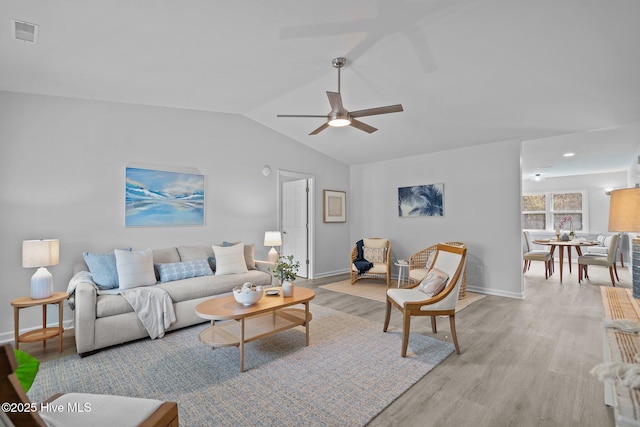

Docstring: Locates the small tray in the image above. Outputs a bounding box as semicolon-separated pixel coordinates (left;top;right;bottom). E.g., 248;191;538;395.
266;289;280;296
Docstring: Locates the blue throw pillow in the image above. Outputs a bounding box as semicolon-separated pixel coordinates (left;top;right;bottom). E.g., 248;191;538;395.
156;259;213;283
83;248;131;290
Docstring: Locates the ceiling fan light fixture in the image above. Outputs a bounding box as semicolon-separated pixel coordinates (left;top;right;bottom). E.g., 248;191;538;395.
328;112;351;127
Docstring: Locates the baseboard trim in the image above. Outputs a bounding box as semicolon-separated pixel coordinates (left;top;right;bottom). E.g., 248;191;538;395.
466;285;524;300
314;268;350;279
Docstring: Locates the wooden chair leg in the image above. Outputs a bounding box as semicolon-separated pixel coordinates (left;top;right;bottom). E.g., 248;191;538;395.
620;253;624;268
578;264;582;283
383;299;391;332
523;260;527;273
614;263;620;282
401;312;411;357
609;267;616;287
449;315;460;354
544;261;549;279
431;316;437;333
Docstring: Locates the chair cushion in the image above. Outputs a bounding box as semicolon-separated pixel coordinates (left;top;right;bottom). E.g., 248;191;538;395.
41;393;164;427
363;238;388;249
417;268;449;298
351;262;387;274
388;288;430;306
579;254;611;266
363;247;386;263
409;268;428;282
524;251;551;261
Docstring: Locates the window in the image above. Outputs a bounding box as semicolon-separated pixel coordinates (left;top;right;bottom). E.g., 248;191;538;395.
522;191;587;232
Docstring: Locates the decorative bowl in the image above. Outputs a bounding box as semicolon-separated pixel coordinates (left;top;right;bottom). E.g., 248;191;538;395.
232;282;264;306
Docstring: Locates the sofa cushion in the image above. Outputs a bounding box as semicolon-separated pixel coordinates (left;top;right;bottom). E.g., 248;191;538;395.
152;247;181;264
83;249;131;290
222;241;256;270
115;248;157;290
156;259;213;283
178;246;216;271
213;244;249;275
95;270;273;317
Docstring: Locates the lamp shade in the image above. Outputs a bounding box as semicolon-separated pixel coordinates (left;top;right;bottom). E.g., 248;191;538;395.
264;231;282;247
22;239;59;268
608;188;640;232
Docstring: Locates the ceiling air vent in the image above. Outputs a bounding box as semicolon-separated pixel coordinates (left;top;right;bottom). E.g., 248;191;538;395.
11;20;39;43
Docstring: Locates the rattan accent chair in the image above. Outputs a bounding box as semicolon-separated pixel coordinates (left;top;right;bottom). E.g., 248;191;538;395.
578;232;620;286
0;343;179;427
408;241;467;298
384;243;467;356
350;238;392;287
522;231;553;279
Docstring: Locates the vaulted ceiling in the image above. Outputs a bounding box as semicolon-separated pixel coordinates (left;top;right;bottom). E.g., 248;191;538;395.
2;0;639;178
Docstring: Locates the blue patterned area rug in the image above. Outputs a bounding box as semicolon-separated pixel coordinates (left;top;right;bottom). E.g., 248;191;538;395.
28;304;454;426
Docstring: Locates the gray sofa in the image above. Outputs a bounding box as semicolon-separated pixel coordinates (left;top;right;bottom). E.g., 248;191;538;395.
70;245;273;356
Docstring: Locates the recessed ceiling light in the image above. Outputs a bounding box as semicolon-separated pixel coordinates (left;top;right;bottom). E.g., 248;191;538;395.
563;152;575;157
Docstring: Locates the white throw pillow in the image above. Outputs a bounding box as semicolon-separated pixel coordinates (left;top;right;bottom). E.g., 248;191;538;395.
212;244;249;275
115;248;157;290
418;268;449;298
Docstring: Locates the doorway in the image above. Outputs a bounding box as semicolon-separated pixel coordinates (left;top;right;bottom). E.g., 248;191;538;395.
277;170;315;279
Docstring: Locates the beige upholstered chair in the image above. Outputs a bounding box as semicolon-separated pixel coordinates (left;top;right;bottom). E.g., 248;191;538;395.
408;241;467;298
384;243;467;357
578;233;620;286
522;231;553;279
0;343;179;427
350;238;392;287
585;233;624;267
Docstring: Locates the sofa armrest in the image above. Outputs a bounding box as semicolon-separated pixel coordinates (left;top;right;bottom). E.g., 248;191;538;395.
74;282;97;354
255;260;275;274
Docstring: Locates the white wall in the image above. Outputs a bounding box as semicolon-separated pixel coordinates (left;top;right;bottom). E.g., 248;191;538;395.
350;139;524;299
0;91;350;339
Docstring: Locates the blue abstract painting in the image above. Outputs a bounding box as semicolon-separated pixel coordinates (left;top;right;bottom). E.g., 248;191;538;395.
125;167;204;226
398;183;444;217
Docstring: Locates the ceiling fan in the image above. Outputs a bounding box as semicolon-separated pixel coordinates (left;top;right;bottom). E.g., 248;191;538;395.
277;57;403;135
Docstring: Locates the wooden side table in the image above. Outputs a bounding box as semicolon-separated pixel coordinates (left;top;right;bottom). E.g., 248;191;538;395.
11;292;67;352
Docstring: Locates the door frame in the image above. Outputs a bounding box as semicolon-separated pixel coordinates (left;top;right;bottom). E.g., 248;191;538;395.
277;169;315;279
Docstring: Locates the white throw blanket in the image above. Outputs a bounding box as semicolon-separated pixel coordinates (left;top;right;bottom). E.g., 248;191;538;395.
121;287;177;339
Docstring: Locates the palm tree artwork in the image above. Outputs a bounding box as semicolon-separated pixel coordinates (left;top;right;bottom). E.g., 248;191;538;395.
398;183;444;217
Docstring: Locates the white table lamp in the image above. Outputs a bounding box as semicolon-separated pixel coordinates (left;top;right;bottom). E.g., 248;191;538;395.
264;231;282;263
608;188;640;298
22;239;59;299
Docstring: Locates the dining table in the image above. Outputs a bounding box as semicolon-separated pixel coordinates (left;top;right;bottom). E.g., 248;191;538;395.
532;239;599;283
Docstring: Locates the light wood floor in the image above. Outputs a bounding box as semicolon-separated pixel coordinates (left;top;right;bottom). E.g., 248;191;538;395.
23;261;620;427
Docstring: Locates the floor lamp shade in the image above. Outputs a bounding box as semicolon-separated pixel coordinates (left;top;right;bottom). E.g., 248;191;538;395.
22;239;59;299
608;188;640;298
264;231;282;263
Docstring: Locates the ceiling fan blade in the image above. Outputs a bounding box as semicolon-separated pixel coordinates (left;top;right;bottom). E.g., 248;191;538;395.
309;122;330;135
349;119;377;134
326;91;345;113
350;104;404;118
277;114;328;118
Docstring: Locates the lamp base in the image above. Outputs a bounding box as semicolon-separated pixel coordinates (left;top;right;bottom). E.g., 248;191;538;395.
268;247;280;263
31;267;54;299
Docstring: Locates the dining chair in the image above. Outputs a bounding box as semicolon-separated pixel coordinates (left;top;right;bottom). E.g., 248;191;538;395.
522;231;553;279
350;238;392;287
585;233;624;267
384;243;467;357
0;343;179;427
578;233;620;286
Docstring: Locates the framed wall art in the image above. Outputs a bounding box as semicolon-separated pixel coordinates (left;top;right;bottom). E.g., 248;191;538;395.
125;167;205;227
398;183;444;217
323;190;346;223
